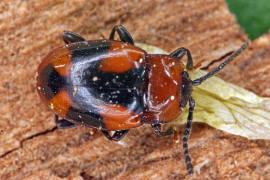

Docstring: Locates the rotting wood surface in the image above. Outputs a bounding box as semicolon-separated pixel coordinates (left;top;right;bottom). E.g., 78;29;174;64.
1;0;270;179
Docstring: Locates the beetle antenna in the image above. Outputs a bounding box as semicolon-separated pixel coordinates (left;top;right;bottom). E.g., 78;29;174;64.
192;41;249;86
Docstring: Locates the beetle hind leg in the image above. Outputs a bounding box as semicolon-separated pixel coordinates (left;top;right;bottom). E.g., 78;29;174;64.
54;115;77;129
109;25;134;45
62;31;85;44
101;130;129;141
151;124;175;136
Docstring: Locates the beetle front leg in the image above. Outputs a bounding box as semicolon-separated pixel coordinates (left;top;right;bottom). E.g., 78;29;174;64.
151;124;175;136
101;130;129;141
62;31;85;44
55;115;77;129
109;25;134;45
170;47;193;70
183;97;195;175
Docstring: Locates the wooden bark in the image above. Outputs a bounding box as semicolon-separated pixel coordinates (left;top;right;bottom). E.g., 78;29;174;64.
1;0;270;179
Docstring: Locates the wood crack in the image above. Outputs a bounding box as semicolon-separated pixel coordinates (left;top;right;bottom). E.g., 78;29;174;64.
0;127;57;159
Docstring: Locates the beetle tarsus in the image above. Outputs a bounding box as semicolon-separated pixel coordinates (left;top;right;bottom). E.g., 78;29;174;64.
55;115;77;129
62;31;85;44
101;130;129;141
109;25;134;45
151;124;175;136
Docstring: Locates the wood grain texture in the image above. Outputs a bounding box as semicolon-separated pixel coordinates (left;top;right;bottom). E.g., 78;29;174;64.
1;0;270;179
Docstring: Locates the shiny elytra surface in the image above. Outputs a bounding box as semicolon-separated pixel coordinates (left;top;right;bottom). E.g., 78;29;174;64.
37;40;147;130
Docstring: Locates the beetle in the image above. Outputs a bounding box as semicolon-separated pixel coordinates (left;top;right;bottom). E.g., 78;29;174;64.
36;25;248;174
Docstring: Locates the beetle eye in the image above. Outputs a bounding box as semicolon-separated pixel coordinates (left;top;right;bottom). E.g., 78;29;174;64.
182;71;189;78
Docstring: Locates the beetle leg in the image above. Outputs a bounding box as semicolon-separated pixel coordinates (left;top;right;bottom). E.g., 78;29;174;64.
170;47;193;70
109;25;134;45
183;97;195;175
151;124;175;136
54;115;77;129
101;130;129;141
62;31;85;44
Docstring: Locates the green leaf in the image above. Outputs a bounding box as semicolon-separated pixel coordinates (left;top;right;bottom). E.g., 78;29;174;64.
226;0;270;40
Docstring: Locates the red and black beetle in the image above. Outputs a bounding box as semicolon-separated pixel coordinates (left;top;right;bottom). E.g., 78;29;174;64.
37;25;248;174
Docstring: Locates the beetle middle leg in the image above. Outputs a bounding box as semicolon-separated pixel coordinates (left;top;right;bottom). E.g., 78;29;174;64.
109;25;134;45
101;130;129;141
62;31;85;44
55;115;78;129
151;124;175;136
170;47;193;70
